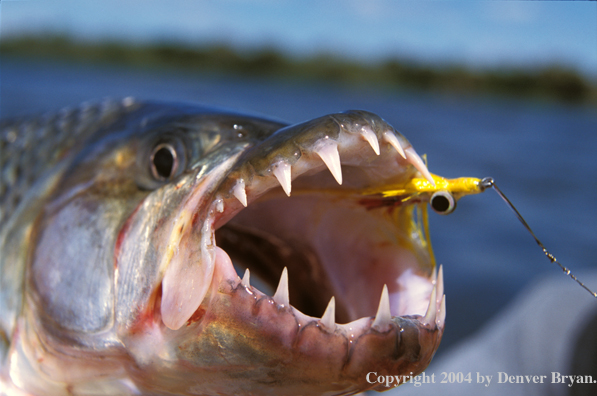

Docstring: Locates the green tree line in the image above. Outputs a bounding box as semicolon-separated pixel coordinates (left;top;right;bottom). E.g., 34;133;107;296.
2;36;595;104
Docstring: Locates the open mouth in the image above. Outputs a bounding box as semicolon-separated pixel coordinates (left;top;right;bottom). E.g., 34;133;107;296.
156;110;445;393
213;127;445;326
161;110;445;334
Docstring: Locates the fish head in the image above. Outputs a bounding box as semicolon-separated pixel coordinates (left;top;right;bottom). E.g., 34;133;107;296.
16;103;483;395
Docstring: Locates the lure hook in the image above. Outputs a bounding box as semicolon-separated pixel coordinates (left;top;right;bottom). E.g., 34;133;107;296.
480;177;597;299
479;177;494;191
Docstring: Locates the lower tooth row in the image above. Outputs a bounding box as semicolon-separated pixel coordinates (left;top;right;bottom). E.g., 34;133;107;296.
240;265;445;333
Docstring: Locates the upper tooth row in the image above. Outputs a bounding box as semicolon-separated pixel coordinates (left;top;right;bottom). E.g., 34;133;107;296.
239;265;446;332
230;130;434;207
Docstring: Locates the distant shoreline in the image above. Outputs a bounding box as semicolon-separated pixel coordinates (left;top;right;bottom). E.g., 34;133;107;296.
2;35;596;105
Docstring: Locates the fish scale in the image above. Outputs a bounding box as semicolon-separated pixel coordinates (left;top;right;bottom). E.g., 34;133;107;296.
0;99;138;226
0;99;141;371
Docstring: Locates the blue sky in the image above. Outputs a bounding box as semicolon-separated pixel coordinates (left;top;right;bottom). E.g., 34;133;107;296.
2;1;596;78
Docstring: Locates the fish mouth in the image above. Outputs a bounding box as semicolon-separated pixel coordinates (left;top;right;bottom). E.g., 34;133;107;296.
156;111;444;394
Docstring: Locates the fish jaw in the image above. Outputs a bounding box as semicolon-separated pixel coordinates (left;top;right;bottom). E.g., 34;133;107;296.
123;277;442;396
116;110;446;395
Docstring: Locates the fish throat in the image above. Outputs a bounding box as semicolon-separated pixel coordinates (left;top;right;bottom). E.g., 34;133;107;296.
214;184;433;324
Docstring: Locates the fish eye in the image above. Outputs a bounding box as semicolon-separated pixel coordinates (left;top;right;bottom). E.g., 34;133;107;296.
150;143;179;180
430;191;456;215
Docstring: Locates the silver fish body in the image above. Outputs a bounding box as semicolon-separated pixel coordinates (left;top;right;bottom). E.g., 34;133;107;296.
0;99;477;395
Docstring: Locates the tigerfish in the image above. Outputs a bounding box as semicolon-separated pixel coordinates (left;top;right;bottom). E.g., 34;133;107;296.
0;99;484;395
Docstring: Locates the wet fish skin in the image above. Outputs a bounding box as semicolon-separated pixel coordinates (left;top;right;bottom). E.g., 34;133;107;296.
0;99;459;395
1;100;287;393
0;99;281;328
1;99;141;362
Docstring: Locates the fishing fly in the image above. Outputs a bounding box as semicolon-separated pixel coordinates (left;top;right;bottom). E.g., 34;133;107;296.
373;171;597;298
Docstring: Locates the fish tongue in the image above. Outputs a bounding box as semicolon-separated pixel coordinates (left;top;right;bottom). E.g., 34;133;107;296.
161;222;216;330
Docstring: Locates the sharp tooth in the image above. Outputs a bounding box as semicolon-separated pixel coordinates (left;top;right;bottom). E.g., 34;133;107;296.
382;131;406;159
273;267;290;306
372;284;392;331
232;179;248;207
405;147;435;186
436;265;444;307
423;284;437;327
361;127;380;155
241;268;250;287
437;295;446;329
315;140;342;185
320;296;336;331
272;161;292;196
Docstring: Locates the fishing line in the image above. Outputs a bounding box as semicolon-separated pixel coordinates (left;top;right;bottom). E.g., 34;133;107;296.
479;177;597;298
